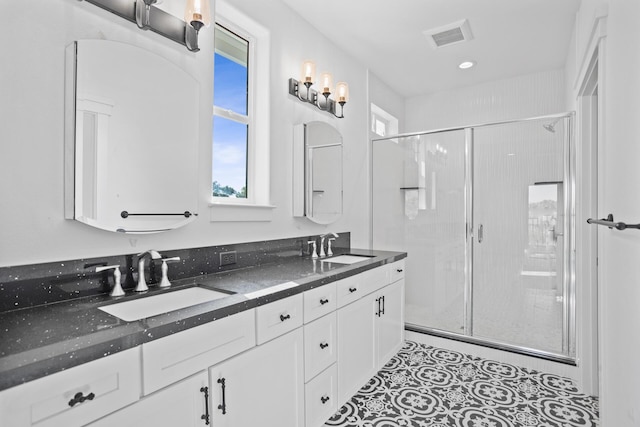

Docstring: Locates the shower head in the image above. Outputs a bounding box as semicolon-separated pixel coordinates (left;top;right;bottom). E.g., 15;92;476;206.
543;118;561;133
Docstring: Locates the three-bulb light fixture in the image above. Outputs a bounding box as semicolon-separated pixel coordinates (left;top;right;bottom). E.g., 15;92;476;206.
288;61;349;118
82;0;210;52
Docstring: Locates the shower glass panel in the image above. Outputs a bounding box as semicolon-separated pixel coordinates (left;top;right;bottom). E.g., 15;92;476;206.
372;130;466;335
472;119;566;355
371;114;574;361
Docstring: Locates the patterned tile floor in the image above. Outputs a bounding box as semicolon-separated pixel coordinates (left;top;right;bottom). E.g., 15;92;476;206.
325;341;599;427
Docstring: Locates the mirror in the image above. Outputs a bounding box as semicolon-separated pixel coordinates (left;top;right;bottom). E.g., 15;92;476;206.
64;40;199;233
293;121;343;224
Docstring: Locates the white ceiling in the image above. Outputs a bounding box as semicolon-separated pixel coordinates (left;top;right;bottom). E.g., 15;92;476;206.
281;0;581;98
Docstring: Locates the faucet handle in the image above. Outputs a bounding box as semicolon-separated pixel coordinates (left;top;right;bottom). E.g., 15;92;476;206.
159;257;181;288
308;240;318;259
327;238;336;256
96;265;125;297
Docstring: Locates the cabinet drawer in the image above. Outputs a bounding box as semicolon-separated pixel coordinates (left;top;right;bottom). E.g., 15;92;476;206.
256;293;303;345
305;364;337;427
336;266;389;308
389;259;405;283
0;348;141;427
304;312;337;381
142;309;255;394
304;283;336;324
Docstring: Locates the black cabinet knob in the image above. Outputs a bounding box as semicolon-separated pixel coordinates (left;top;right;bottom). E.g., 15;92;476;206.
321;395;330;404
320;298;329;305
280;314;291;322
68;391;95;407
320;342;329;350
349;287;357;293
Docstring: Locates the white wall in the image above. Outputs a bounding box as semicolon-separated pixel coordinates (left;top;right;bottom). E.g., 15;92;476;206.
566;0;640;425
368;71;406;134
0;0;370;267
405;69;566;131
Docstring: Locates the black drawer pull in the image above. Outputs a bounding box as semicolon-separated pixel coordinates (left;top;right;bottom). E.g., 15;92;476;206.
200;386;210;425
320;342;329;350
321;395;330;404
217;378;227;414
319;298;329;305
348;287;357;293
396;268;403;273
68;391;95;407
280;314;291;322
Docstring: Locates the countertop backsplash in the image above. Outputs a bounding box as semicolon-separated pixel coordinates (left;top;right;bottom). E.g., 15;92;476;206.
0;233;350;313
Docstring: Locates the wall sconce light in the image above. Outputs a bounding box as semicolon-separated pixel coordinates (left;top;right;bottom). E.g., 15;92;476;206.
81;0;210;52
288;61;349;118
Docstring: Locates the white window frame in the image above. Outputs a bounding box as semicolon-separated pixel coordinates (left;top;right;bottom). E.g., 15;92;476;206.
210;1;273;221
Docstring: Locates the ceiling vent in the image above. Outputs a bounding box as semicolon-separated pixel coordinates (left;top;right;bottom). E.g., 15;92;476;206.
423;19;474;48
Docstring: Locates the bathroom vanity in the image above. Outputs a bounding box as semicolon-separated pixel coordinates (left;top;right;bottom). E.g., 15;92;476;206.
0;240;405;427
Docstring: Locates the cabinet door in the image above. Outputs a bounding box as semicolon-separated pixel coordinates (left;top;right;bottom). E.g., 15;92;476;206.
336;293;376;405
209;328;304;427
376;279;405;367
88;372;208;427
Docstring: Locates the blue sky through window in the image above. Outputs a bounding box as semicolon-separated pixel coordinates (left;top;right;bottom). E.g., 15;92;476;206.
213;51;249;197
213;54;248;114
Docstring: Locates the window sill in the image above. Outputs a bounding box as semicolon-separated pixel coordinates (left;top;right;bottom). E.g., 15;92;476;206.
208;202;276;222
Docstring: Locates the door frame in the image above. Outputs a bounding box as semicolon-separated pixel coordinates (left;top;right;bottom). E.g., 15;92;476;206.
574;15;607;397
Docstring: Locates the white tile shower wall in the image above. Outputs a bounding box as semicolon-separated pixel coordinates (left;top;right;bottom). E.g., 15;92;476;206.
405;69;567;132
384;68;575;381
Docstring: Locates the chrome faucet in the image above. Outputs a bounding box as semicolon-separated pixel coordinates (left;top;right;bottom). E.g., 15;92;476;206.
319;232;339;257
135;250;161;292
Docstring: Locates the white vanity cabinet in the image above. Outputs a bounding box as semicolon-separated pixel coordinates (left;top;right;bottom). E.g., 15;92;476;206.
0;256;405;427
336;260;405;405
0;347;141;427
209;327;305;427
87;371;209;427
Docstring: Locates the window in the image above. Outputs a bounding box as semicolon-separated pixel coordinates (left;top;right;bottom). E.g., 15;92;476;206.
370;103;399;137
213;25;249;199
210;2;271;218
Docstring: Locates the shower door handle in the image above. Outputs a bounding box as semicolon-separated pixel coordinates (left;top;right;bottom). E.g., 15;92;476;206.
477;224;483;243
550;226;563;242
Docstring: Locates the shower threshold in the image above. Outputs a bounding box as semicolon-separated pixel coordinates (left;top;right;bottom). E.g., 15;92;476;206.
405;322;576;366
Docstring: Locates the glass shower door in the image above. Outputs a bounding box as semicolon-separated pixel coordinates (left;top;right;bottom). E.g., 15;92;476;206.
471;119;567;354
372;130;467;335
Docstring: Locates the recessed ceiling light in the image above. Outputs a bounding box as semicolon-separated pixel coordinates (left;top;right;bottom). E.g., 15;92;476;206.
458;61;475;70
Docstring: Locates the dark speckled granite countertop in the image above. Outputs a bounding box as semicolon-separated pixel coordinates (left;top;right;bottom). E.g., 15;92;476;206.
0;249;406;392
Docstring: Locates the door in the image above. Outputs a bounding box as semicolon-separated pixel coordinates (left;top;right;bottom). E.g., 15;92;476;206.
376;279;405;365
472;118;568;355
88;372;208;427
209;328;304;427
336;294;376;404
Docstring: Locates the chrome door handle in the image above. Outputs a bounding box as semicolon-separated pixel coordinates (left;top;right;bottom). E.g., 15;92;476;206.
550;226;564;242
478;224;483;243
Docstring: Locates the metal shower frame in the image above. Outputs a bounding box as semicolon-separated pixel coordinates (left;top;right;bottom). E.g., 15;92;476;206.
370;112;576;364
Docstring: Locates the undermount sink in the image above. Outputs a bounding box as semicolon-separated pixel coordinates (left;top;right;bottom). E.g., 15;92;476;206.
321;254;374;265
98;287;232;321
